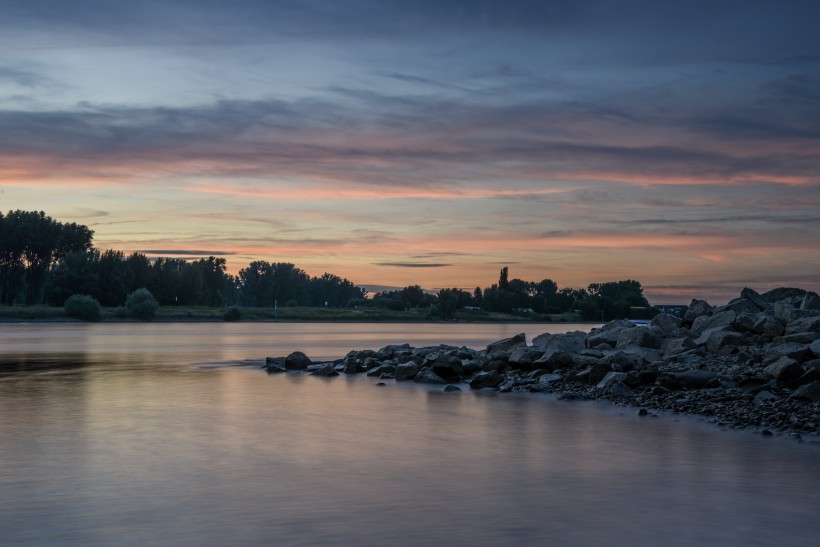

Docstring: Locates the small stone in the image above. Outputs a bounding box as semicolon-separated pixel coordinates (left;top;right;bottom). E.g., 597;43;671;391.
443;384;461;392
638;408;649;416
761;429;773;437
376;382;386;386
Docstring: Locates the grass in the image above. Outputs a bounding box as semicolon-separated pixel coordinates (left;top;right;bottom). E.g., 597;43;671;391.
0;304;583;323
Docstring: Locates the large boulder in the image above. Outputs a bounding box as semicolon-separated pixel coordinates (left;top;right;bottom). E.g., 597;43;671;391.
691;310;737;335
310;363;339;377
705;330;746;354
740;287;773;311
663;337;697;357
430;355;464;382
684;299;713;324
790;381;820;402
284;351;312;370
753;314;785;338
264;357;287;373
764;343;814;364
721;297;761;315
616;326;662;349
587;320;634;349
801;291;820;311
531;349;574;371
486;333;526;357
413;368;446;384
764;357;804;382
395;361;420;381
532;331;587;353
507;346;546;368
469;371;504;389
366;363;397;377
657;370;720;390
650;313;683;337
568;363;612;385
760;287;806;303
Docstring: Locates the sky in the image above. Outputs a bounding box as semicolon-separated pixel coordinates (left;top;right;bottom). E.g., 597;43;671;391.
1;0;819;304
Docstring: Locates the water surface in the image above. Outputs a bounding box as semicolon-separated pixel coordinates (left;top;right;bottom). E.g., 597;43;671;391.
1;323;818;546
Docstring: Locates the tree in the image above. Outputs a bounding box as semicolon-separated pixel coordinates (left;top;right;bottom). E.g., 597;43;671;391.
126;288;159;320
498;267;510;290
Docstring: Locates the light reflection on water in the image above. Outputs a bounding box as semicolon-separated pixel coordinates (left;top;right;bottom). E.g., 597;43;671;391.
1;323;819;546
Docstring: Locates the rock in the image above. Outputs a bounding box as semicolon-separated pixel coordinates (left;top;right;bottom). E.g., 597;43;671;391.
754;390;779;401
763;357;804;381
569;363;612;385
531;349;573;371
469;371;504;389
609;382;634;396
785;316;820;335
740;287;773;311
760;287;806;303
443;384;461;392
638;408;649;416
376;382;386;386
705;330;746;354
486;333;527;357
764;343;813;364
430;355;464;382
616;326;662;349
684;299;713;324
284;351;312;370
773;332;820;345
790;381;820;402
657;370;720;390
721;297;761;315
691;310;737;335
395;362;420;381
413;368;446;384
366;364;397;377
507;346;546;368
650;313;682;336
263;357;286;373
812;339;820;358
800;291;820;311
753;314;785;338
732;312;759;333
532;331;587;353
597;371;629;389
310;363;339;377
663;337;697;357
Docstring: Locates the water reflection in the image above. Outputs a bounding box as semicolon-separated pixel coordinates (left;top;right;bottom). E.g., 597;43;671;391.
0;324;818;545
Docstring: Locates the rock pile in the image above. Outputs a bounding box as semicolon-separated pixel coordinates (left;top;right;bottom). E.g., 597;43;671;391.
264;287;820;438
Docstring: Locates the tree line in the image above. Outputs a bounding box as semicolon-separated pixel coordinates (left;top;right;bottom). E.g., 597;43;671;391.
1;210;652;320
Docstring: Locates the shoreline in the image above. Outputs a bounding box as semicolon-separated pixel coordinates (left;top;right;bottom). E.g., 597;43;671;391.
263;286;820;441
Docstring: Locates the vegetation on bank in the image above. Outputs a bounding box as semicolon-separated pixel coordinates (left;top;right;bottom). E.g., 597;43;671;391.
1;210;655;322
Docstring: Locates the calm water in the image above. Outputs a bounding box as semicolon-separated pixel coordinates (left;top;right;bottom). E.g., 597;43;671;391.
1;323;818;546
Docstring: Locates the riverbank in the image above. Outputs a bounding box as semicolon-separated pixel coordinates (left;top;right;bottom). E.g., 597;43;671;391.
264;286;820;440
0;305;582;323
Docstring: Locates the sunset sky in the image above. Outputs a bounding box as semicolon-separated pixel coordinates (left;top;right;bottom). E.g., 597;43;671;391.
1;0;819;303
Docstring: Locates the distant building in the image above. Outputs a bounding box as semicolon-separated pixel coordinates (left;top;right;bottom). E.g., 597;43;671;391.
654;304;688;318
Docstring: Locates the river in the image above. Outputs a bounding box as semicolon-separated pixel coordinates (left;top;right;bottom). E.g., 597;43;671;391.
1;323;818;546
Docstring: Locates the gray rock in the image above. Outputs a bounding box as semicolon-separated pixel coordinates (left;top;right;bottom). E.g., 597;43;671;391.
431;355;464;383
812;339;820;358
532;331;587;353
508;346;546;368
443;384;462;392
263;357;287;373
790;381;820;402
705;330;746;354
609;382;635;396
740;287;773;311
569;363;612;385
395;361;420;381
413;368;446;384
469;370;504;389
721;297;761;315
597;371;629;389
310;364;339;377
801;291;820;311
616;326;662;349
763;357;804;381
531;349;574;371
663;337;697;357
773;332;820;346
764;342;813;363
684;299;713;324
366;364;397;377
691;310;737;335
650;313;682;336
284;351;312;370
486;333;526;357
732;312;759;333
760;287;806;303
785;316;820;335
657;370;720;390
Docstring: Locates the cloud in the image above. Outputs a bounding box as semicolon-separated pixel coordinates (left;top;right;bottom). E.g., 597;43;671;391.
135;249;236;256
373;262;451;268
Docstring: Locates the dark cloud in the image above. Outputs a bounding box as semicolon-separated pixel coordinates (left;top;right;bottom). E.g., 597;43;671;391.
140;250;235;256
373;262;451;268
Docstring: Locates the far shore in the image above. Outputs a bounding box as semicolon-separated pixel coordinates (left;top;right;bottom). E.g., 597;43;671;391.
0;305;589;324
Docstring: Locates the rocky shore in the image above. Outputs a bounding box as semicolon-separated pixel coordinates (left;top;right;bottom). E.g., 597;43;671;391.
264;287;820;439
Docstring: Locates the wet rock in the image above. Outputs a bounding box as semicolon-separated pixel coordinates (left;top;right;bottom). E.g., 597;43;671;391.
367;364;397;377
430;355;464;382
413;368;446;384
284;351;312;370
684;299;713;324
443;384;462;392
790;381;820;402
395;362;420;381
263;357;287;373
486;333;526;358
763;358;804;381
310;363;339;377
469;371;504;389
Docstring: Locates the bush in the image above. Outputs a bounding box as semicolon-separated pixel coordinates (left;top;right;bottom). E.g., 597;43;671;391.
286;300;298;307
64;294;102;322
126;288;159;320
222;306;242;322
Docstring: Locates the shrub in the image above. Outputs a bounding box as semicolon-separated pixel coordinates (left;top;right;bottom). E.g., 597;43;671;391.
126;288;159;320
286;300;298;307
64;294;102;322
222;306;242;322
